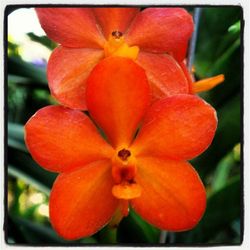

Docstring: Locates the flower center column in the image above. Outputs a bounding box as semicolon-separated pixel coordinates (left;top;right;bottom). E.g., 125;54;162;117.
111;147;141;200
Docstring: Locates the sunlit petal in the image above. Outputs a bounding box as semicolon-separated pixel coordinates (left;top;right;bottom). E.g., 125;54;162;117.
50;160;118;239
126;8;193;61
94;8;140;39
25;105;114;172
132;157;206;231
36;8;106;48
137;51;189;100
86;57;150;148
48;46;104;110
132;94;217;160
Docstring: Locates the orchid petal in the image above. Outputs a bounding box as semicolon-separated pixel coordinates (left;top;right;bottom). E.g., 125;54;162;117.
86;57;150;148
94;8;140;39
132;95;217;160
50;160;118;240
126;8;193;61
25;105;114;172
137;51;189;101
48;46;104;110
36;8;105;48
132;157;206;231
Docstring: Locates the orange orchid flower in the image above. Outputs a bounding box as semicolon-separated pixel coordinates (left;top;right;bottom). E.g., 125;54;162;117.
36;7;194;110
25;57;217;240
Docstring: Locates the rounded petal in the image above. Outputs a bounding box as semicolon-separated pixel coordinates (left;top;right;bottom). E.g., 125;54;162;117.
47;46;104;110
50;160;118;240
126;8;193;61
132;157;206;231
132;95;217;160
93;8;140;39
136;51;189;101
36;8;105;48
179;61;194;93
86;57;150;148
25;105;114;172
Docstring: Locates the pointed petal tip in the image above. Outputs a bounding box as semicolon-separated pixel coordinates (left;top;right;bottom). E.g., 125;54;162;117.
35;8;105;48
86;56;150;148
193;74;225;93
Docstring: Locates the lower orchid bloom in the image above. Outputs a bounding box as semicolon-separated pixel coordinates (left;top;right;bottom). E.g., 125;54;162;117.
36;7;196;110
25;57;217;240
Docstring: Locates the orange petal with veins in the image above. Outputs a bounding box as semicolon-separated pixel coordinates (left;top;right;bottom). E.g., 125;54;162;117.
94;8;140;39
136;51;189;101
47;46;104;110
36;8;105;48
50;160;118;240
126;8;193;61
132;94;217;161
132;157;206;231
25;105;114;172
86;57;150;148
179;61;194;93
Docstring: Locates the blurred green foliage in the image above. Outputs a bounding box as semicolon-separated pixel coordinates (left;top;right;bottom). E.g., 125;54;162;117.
6;7;242;245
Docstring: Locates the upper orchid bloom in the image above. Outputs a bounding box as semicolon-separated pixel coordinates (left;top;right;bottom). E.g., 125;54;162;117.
25;57;217;240
36;7;195;110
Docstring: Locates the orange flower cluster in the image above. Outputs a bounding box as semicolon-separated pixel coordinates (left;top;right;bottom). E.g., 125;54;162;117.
25;8;222;240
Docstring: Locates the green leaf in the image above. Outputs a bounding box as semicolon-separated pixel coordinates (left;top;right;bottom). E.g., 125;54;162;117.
8;216;73;244
193;94;241;178
175;175;241;243
8;56;47;84
228;20;241;34
211;150;237;193
8;74;31;85
8;215;97;244
8;138;27;153
8;122;25;142
117;208;160;243
27;32;57;50
99;226;118;244
8;147;57;189
8;165;50;196
194;7;241;108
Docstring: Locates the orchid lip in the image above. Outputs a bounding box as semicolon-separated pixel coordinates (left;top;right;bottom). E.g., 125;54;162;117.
111;147;141;200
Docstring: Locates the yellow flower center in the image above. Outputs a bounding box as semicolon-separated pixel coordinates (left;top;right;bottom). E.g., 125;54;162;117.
104;31;139;60
111;147;141;200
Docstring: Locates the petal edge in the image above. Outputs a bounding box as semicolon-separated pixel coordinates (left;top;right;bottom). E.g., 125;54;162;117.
126;8;194;61
36;8;106;48
132;94;217;160
132;157;206;231
50;160;118;239
25;105;114;172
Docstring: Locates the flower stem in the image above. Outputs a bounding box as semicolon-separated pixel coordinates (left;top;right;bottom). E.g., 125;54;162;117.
187;7;202;72
100;226;118;244
159;230;168;243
